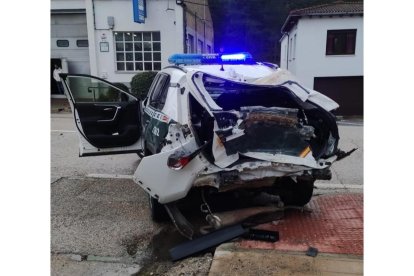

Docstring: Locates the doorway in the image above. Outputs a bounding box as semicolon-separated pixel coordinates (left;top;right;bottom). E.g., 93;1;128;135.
313;76;363;116
51;58;62;95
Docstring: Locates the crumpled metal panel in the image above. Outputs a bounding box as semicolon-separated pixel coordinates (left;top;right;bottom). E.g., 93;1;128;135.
211;106;317;166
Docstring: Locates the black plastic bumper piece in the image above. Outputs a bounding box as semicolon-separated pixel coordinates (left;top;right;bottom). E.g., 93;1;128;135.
306;246;319;257
169;224;248;261
336;148;357;161
243;228;279;243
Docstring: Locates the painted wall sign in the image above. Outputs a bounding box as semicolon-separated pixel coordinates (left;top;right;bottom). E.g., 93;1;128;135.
133;0;146;23
100;42;109;52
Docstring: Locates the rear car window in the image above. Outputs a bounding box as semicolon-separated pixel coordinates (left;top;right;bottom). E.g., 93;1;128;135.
201;74;298;111
149;73;170;110
202;74;259;100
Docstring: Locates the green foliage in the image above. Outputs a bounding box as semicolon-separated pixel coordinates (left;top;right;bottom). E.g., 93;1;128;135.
130;71;158;99
112;82;129;93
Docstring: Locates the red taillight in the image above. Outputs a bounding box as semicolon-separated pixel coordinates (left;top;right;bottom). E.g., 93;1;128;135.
167;142;210;170
167;155;191;170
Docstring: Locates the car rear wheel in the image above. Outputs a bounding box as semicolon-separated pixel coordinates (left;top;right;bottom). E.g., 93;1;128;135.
273;177;315;206
148;195;169;222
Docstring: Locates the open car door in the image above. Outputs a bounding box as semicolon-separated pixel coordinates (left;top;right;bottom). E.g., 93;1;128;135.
60;74;143;156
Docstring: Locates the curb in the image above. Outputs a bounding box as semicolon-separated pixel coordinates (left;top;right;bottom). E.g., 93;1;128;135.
209;243;363;275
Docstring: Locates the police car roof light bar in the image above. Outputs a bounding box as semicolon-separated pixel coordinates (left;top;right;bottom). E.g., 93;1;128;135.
168;52;254;65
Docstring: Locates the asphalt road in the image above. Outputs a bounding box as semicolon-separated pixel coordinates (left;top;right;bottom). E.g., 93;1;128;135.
51;113;213;275
51;114;140;183
50;113;363;275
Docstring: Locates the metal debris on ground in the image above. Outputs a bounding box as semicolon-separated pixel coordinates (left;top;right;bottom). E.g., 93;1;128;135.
243;229;279;243
306;246;319;257
169;224;247;261
169;224;281;261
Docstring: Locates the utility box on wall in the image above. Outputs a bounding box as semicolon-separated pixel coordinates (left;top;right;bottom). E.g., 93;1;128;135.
107;16;115;29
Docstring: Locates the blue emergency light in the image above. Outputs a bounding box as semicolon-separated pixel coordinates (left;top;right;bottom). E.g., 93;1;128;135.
221;53;249;61
168;52;254;65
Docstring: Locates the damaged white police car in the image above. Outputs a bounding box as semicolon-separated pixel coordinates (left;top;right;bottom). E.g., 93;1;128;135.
60;53;353;239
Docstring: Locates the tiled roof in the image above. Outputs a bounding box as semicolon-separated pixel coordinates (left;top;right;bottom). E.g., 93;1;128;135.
281;1;363;33
290;1;363;16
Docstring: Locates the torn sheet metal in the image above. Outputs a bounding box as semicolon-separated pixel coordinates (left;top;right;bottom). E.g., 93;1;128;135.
307;88;339;111
186;71;222;113
250;69;339;111
185;64;276;82
133;139;207;204
212;123;239;168
193;160;314;190
251;69;308;102
200;159;311;175
210;106;317;167
281;81;309;102
134;127;208;204
252;68;299;86
236;167;306;181
188;69;338;117
241;152;336;169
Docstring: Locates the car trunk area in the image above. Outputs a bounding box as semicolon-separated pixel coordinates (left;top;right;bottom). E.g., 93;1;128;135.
189;78;338;164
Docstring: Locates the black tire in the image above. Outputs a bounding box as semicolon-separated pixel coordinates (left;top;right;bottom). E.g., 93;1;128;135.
273;177;315;206
148;195;169;222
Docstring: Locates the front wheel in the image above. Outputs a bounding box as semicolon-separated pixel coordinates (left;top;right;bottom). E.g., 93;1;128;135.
273;177;315;206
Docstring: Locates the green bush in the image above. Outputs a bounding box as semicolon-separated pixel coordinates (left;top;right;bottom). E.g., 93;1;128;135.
130;71;158;99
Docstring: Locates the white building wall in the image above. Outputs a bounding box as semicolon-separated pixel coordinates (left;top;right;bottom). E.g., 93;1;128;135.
86;0;184;83
296;16;363;87
51;0;85;10
281;16;363;88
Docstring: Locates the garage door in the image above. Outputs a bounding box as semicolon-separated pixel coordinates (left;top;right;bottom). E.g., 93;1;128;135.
313;76;363;116
51;13;90;75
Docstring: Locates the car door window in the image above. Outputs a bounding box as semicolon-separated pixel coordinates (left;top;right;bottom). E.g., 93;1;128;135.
65;75;132;103
149;73;170;110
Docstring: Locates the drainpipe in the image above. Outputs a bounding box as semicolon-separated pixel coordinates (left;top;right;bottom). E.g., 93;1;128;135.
85;0;98;76
284;32;290;70
203;19;206;53
203;0;206;52
92;0;96;29
183;4;187;53
195;12;197;53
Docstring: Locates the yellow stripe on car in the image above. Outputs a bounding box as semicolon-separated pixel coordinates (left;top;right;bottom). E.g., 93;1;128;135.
299;146;311;158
